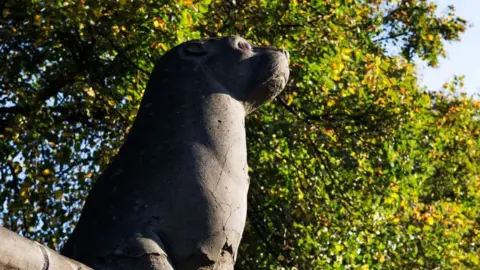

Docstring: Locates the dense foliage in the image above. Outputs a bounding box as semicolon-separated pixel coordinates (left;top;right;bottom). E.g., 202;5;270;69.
1;0;478;268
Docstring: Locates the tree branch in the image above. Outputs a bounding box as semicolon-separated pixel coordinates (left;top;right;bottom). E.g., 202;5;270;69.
101;35;149;74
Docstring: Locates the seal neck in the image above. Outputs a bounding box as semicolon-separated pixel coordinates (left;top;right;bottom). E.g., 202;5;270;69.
121;74;247;162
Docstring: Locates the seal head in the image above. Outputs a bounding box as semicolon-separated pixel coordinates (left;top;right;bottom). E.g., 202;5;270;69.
158;35;290;114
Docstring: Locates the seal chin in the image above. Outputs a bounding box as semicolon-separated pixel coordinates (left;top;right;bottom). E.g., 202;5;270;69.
266;71;289;98
279;74;287;89
258;57;289;100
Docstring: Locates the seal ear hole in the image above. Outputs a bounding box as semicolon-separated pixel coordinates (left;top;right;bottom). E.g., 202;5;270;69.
183;42;208;56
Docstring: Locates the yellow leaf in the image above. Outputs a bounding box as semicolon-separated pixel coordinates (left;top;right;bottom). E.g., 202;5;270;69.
292;0;298;6
54;190;63;200
426;216;434;225
348;87;355;94
376;98;385;105
62;132;74;137
153;17;166;30
234;23;243;30
471;254;480;265
85;172;93;178
34;14;42;24
107;99;116;106
297;189;304;200
327;100;336;107
84;87;95;97
159;43;168;51
3;8;10;17
334;243;344;252
384;197;394;205
153;42;168;51
341;53;350;61
455;218;464;226
426;34;434;41
184;0;193;6
185;12;192;25
5;127;14;132
286;95;294;105
93;9;101;18
321;85;329;94
42;169;51;176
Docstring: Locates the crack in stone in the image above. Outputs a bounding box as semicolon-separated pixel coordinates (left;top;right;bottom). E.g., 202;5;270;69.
214;143;234;189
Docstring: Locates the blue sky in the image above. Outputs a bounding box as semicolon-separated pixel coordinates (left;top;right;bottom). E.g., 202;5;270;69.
417;0;480;96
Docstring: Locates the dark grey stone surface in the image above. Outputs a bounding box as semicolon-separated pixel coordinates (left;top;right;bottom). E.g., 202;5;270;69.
62;36;289;270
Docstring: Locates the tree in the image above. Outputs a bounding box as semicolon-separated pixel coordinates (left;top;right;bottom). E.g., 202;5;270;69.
1;0;478;269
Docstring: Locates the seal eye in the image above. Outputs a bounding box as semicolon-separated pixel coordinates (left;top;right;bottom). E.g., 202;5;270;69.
238;41;252;51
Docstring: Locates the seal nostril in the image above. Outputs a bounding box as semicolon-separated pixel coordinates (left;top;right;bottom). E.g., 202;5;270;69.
282;49;290;60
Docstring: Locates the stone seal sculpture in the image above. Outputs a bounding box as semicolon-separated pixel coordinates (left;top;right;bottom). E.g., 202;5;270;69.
61;36;290;269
